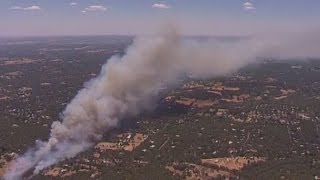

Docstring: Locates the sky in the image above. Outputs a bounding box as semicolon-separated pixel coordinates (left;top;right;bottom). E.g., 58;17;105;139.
0;0;320;36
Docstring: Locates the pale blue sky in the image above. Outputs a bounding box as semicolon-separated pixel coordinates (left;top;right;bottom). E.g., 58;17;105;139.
0;0;319;36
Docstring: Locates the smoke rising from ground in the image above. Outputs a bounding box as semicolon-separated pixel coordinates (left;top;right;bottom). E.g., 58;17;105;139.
4;27;320;179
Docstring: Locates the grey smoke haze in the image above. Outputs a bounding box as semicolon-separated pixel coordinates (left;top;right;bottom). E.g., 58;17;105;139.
258;30;320;60
4;27;320;179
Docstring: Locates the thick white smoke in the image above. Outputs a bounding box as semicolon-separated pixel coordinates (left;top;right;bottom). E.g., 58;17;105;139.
4;27;320;179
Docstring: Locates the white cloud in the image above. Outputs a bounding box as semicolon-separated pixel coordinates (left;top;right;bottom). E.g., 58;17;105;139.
152;3;171;9
24;6;41;10
244;6;256;10
243;1;256;11
70;2;78;6
243;2;254;7
84;5;107;12
10;5;41;11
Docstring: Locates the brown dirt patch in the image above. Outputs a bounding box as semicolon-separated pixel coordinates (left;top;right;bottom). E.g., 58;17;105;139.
166;163;232;180
175;98;195;106
222;94;250;103
211;82;240;91
44;167;77;178
95;133;148;152
201;156;266;171
175;98;217;108
0;153;17;178
274;89;296;100
193;100;218;108
1;59;39;66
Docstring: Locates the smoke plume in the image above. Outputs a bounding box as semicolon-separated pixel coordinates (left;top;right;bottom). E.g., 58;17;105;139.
4;27;320;179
